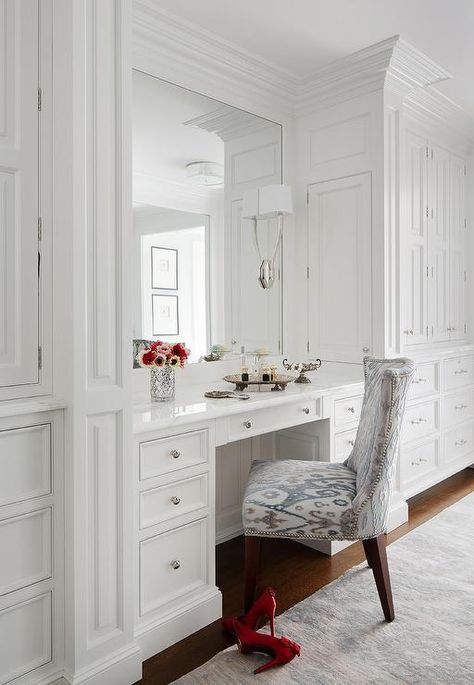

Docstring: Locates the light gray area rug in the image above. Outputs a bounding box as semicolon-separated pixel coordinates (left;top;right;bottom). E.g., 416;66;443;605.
174;493;474;684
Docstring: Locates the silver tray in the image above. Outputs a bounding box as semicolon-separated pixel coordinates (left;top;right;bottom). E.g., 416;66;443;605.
223;374;296;392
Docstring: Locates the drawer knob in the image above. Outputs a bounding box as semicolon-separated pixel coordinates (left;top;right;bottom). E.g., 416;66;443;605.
347;406;355;413
170;560;181;570
348;439;355;446
455;439;468;447
170;449;181;459
244;420;252;429
412;378;427;384
362;347;370;353
302;407;310;415
455;404;468;411
171;496;181;505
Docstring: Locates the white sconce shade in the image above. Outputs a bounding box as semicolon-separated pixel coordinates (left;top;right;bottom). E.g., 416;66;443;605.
241;184;293;219
258;184;293;217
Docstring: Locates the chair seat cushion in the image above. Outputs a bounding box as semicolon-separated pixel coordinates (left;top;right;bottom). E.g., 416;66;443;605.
243;460;357;540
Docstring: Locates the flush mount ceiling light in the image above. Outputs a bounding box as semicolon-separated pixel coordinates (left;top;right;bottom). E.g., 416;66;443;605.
186;161;224;187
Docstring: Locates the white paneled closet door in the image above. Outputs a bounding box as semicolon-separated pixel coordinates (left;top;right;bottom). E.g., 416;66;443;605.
307;172;372;363
449;154;467;341
428;145;450;343
0;0;40;388
402;131;429;347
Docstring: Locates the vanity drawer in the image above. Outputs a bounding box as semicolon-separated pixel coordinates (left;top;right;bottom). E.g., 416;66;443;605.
334;395;364;429
334;428;357;463
139;429;208;481
444;389;474;428
400;437;439;491
227;398;321;442
401;399;439;444
139;474;208;530
139;518;208;616
444;356;474;391
444;422;474;464
408;362;439;400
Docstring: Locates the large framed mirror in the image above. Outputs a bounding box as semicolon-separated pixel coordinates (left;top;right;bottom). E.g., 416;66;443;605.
132;70;283;363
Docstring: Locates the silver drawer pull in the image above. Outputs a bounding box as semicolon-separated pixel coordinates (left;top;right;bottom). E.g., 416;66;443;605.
170;560;181;570
348;439;355;446
244;420;252;429
412;378;427;384
455;404;468;411
403;329;414;335
302;407;310;415
170;449;181;459
411;458;428;466
455;439;468;447
347;406;356;413
410;417;427;425
170;496;181;505
454;369;468;375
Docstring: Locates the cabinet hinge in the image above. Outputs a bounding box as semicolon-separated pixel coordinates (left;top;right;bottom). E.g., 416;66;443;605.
425;146;429;159
37;217;42;241
306;341;310;353
37;87;42;112
425;207;429;218
464;165;467;176
306;266;310;279
38;346;42;370
464;218;467;229
426;266;429;278
464;270;467;282
426;326;429;338
306;190;309;204
464;323;468;334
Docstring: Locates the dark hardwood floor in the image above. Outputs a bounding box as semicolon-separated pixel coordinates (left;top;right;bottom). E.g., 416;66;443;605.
135;468;474;685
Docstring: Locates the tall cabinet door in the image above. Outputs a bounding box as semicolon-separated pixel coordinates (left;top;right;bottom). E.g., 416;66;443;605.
428;145;450;342
0;1;39;388
308;172;372;363
402;131;429;347
449;154;467;341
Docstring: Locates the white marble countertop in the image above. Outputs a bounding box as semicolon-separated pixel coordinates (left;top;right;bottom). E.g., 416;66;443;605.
133;363;365;435
0;395;67;419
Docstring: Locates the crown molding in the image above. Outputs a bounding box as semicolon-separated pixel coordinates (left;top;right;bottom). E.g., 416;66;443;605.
132;0;296;119
296;35;451;115
404;86;474;147
184;106;275;142
133;171;222;211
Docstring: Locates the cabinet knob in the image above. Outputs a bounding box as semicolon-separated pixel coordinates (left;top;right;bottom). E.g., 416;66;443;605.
244;420;252;429
170;449;181;459
362;347;370;353
347;406;355;413
302;407;310;415
348;439;355;446
170;560;181;570
171;496;181;505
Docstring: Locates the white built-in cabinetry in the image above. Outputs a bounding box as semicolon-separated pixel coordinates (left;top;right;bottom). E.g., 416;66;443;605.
403;131;467;348
0;410;63;685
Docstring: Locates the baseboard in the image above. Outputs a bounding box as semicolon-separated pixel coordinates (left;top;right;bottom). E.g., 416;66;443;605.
136;587;222;661
386;493;409;531
216;523;243;544
62;643;142;685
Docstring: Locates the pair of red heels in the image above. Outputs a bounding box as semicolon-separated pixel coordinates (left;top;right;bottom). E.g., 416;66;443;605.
222;588;301;675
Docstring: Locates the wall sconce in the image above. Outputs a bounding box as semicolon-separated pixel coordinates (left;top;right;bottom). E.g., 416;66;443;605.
242;184;293;289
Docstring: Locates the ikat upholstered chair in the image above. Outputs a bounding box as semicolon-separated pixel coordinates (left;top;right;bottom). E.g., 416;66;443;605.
242;356;415;621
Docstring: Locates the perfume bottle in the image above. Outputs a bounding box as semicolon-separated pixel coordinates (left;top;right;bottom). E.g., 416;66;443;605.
262;367;270;382
241;366;249;382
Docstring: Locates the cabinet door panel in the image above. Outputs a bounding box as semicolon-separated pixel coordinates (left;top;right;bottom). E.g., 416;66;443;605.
449;155;467;341
0;1;39;388
402;132;428;346
428;146;450;342
308;173;372;362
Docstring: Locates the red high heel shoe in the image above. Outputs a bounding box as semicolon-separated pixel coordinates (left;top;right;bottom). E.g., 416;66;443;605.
227;618;301;674
222;587;276;636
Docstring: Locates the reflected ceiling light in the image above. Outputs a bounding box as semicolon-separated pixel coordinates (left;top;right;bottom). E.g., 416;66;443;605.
186;161;224;187
242;184;293;289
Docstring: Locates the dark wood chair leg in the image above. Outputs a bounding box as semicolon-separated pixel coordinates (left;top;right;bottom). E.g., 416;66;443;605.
244;536;261;612
362;534;395;622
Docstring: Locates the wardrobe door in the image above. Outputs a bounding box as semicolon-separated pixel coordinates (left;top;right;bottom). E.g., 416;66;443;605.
402;131;429;347
428;145;450;342
449;154;467;341
0;1;39;389
307;172;372;363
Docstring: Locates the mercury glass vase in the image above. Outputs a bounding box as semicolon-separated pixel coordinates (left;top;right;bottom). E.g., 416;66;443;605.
150;366;175;402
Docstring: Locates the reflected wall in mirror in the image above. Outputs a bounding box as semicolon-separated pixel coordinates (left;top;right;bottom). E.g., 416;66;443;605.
133;70;283;363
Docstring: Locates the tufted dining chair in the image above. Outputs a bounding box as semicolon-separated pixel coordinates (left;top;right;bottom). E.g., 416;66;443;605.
242;357;415;621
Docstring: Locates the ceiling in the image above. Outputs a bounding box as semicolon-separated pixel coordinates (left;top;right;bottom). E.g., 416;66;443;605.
153;0;474;116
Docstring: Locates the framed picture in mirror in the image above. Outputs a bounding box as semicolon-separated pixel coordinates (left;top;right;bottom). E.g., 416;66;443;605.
151;246;178;290
152;294;179;336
